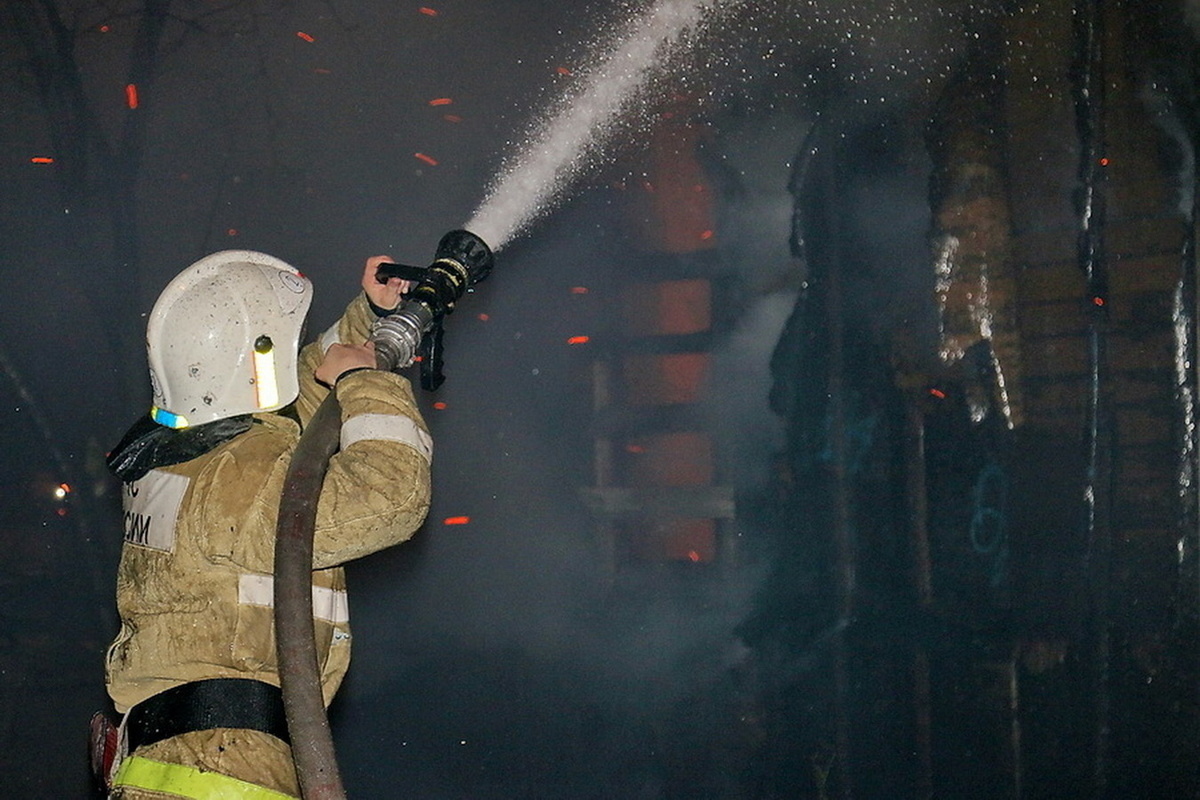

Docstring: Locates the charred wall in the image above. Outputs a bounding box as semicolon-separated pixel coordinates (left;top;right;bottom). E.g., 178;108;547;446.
757;0;1200;797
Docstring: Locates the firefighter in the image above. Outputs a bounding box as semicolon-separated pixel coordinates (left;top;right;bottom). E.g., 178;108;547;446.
100;251;431;798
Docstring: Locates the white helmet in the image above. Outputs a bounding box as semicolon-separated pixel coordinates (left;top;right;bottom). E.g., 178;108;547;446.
146;250;313;428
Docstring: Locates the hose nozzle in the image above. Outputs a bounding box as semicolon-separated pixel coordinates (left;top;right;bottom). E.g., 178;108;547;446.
371;230;494;383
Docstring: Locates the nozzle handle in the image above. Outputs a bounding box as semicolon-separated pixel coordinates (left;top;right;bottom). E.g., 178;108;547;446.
374;262;428;283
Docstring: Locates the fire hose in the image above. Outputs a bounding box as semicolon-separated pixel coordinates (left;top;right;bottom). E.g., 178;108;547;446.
274;230;493;799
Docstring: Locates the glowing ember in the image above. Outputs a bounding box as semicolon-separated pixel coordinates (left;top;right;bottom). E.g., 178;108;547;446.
570;286;589;294
419;7;438;16
30;157;54;164
443;114;463;123
125;84;139;109
443;516;470;525
414;153;439;166
929;388;946;399
433;401;447;410
567;336;590;345
296;31;315;42
428;98;453;106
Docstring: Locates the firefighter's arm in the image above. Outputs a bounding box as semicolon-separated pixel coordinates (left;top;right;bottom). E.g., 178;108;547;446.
309;368;432;567
295;256;413;425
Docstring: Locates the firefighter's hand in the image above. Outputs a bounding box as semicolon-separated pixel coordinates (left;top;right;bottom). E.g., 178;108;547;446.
363;255;413;313
316;342;378;386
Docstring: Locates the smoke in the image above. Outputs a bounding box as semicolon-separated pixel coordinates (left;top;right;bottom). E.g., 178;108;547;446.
699;113;811;491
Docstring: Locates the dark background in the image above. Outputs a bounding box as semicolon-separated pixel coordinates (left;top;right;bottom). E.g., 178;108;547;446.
3;1;1200;797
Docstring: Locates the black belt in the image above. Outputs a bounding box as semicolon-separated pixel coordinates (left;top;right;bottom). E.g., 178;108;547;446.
125;678;290;753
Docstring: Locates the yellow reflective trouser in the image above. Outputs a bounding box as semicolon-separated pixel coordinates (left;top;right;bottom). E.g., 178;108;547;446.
111;755;299;800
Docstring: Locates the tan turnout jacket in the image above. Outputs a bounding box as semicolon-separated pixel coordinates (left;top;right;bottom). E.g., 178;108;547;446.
105;294;431;795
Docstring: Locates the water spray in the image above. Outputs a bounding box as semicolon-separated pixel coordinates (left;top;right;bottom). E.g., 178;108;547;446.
465;0;729;251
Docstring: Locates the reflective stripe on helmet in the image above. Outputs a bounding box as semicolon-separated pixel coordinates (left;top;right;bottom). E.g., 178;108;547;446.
339;413;432;462
111;755;298;800
252;336;279;409
150;405;190;430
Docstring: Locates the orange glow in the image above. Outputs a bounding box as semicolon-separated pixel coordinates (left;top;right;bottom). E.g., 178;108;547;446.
625;444;645;453
570;286;589;294
419;7;439;15
59;483;71;493
125;84;139;109
227;228;239;236
443;114;463;123
414;152;438;166
296;31;315;42
630;432;712;487
477;313;489;321
428;97;453;106
444;516;470;525
929;388;946;399
556;66;572;75
567;336;590;345
1099;157;1110;166
699;229;714;240
1093;296;1105;306
658;519;715;562
621;279;710;336
433;401;447;410
99;24;110;32
623;352;708;406
30;156;54;164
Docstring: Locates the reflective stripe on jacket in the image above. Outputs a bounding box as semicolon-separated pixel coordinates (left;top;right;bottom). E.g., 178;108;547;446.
112;755;298;799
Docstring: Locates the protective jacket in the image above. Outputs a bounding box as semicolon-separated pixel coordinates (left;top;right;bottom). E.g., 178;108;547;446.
105;294;431;798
